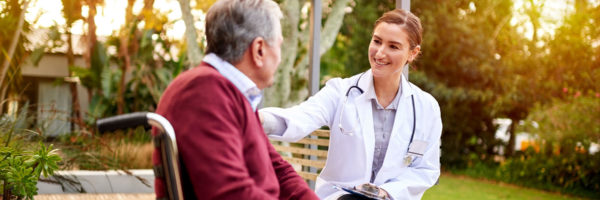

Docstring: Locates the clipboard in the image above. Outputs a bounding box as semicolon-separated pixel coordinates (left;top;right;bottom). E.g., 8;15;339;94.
333;185;383;200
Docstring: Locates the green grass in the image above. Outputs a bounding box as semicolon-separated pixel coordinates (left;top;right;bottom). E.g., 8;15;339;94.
423;173;586;200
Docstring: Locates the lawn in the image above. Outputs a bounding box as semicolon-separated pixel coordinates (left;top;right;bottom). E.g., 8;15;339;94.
423;173;586;200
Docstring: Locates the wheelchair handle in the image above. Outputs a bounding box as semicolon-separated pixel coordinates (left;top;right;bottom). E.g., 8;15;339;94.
97;112;150;133
96;112;177;153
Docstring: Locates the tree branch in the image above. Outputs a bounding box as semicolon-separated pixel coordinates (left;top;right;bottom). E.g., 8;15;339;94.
177;0;203;68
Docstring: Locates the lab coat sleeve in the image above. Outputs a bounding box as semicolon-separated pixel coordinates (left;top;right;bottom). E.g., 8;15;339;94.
379;100;442;200
261;78;344;142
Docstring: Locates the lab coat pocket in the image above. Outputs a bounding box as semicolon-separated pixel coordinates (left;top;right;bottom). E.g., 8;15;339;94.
405;140;428;167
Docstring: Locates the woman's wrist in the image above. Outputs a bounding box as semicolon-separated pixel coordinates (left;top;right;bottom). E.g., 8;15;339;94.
378;187;391;200
355;183;391;200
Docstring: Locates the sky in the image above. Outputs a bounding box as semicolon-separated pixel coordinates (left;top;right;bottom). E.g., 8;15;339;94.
25;0;205;40
23;0;582;42
510;0;573;40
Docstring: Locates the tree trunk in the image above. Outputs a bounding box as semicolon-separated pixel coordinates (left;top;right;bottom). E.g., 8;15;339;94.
86;0;97;52
0;87;7;114
66;24;84;130
263;0;300;108
506;117;518;157
84;0;99;135
85;0;99;101
264;0;351;107
3;180;11;200
0;0;30;114
177;0;202;69
117;0;136;115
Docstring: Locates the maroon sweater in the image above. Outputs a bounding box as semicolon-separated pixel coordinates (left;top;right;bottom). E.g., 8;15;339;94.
153;62;318;200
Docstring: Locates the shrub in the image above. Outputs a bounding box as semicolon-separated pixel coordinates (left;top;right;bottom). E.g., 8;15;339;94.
499;93;600;198
452;94;600;198
497;149;600;198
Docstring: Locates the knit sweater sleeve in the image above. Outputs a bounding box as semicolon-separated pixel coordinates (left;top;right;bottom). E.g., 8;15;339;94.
265;133;320;200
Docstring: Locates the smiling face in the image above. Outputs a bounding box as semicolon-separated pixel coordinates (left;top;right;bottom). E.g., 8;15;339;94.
368;22;419;80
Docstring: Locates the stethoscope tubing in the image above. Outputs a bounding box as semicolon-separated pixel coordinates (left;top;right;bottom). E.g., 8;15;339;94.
340;72;416;149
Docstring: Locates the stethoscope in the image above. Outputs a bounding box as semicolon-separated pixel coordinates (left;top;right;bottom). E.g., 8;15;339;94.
338;72;418;166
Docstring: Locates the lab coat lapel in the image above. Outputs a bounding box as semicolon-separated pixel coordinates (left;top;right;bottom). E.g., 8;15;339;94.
391;74;415;135
354;70;375;177
389;74;415;143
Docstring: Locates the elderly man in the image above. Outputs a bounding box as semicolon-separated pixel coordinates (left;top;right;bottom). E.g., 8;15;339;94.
153;0;318;199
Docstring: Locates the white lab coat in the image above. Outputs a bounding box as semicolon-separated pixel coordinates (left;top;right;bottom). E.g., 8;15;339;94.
261;69;442;200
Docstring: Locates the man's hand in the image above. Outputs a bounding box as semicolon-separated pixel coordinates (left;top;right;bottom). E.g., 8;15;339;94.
258;110;265;125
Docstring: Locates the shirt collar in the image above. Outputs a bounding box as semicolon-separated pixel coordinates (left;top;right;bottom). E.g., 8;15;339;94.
364;76;403;110
357;70;414;99
203;53;262;111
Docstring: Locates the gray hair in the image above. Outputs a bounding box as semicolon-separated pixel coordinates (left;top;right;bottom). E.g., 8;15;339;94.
205;0;283;64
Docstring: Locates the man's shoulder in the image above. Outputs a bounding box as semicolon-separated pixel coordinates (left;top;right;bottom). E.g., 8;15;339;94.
168;63;238;91
177;63;222;82
156;63;250;123
160;63;243;105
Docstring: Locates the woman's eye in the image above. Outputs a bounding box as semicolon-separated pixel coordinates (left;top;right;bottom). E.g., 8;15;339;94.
391;45;399;50
373;39;381;44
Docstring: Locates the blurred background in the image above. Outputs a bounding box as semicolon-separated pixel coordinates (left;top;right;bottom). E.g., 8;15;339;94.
0;0;598;199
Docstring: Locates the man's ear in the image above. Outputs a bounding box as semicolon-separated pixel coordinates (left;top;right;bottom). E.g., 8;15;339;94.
251;37;266;67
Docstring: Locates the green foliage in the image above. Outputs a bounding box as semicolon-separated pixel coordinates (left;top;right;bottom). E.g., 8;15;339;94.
523;94;600;152
450;94;600;198
497;151;600;198
501;93;600;198
321;0;394;79
412;0;518;165
29;143;61;178
4;155;37;200
58;126;152;170
1;144;62;200
85;62;120;122
76;17;184;123
450;151;600;198
0;0;32;98
411;70;499;167
542;1;600;94
0;104;62;199
28;25;64;67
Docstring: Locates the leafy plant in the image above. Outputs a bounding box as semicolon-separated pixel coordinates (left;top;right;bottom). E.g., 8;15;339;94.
0;105;62;199
0;142;62;199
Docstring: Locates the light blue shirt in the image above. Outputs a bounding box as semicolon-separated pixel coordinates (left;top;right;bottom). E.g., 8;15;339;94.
203;53;262;111
364;81;402;183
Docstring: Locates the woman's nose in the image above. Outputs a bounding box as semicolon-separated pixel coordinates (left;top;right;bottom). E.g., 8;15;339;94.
375;47;386;59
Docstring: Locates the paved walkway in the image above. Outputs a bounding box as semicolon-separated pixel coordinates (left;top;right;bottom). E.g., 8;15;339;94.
34;193;154;200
